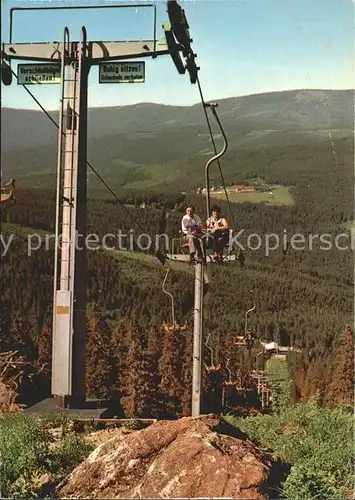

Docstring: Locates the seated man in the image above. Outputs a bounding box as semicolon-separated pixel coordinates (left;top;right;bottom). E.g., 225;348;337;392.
206;205;229;261
181;204;205;262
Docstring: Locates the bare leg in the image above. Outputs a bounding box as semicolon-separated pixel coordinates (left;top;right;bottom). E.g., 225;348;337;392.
186;235;197;260
195;237;205;261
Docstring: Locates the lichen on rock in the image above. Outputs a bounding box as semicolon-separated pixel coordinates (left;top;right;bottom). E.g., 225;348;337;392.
58;414;284;499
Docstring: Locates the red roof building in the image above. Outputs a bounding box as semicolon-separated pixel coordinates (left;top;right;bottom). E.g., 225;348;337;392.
234;185;255;192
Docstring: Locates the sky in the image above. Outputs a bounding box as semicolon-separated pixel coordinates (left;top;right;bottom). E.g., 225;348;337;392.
1;0;354;109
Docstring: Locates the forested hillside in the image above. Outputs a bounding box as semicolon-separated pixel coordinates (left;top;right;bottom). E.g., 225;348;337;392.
2;89;353;193
1;88;353;414
2;89;352;151
1;174;353;413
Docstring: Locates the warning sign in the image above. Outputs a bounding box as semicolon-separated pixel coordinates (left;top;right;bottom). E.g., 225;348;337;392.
99;62;145;83
17;63;61;84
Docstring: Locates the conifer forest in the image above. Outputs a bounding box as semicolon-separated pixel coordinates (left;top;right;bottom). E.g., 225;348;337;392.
1;123;353;415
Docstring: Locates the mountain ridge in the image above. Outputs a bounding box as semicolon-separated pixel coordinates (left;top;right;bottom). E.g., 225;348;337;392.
3;87;353;112
2;89;353;152
2;88;353;191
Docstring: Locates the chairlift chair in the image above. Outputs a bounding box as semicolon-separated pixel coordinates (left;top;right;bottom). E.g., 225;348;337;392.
234;335;246;347
205;364;221;373
171;230;190;256
234;332;257;349
167;228;237;264
204;332;221;372
162;270;176;338
165;103;236;266
162;322;189;334
233;291;257;349
223;357;236;386
0;178;16;205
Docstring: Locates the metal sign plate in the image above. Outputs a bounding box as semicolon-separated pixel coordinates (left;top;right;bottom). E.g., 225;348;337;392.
17;63;61;84
99;61;145;83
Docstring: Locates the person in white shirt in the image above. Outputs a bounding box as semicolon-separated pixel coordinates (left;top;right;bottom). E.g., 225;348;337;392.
181;204;204;262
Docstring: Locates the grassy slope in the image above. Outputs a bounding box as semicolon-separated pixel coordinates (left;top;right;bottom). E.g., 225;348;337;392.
210;186;295;206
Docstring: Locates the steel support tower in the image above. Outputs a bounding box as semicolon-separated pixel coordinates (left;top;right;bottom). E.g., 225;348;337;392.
192;262;204;416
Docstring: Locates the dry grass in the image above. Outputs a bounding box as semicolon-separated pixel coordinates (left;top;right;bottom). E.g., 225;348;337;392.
0;380;24;413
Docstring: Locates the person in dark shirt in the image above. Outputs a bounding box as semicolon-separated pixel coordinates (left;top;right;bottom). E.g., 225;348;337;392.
206;205;229;262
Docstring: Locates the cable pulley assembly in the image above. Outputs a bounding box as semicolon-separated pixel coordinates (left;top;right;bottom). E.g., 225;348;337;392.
1;58;12;86
165;0;199;84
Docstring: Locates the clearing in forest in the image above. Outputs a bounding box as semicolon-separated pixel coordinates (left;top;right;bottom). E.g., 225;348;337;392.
210;185;294;206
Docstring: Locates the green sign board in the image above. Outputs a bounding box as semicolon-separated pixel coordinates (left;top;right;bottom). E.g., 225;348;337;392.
99;62;145;83
17;63;61;84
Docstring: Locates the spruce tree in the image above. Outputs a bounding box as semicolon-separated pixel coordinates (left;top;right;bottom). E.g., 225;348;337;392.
37;317;52;365
85;303;112;399
324;326;354;407
146;326;166;416
181;327;193;416
159;326;185;418
121;325;161;418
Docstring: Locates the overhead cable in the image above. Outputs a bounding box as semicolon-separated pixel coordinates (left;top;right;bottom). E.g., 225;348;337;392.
9;66;169;267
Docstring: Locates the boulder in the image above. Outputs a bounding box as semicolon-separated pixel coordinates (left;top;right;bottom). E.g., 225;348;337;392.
58;414;283;499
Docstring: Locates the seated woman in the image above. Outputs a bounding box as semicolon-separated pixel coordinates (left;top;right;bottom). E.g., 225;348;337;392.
206;205;229;261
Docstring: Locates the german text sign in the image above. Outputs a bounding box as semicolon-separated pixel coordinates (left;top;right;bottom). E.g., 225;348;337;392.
99;62;145;83
17;63;61;84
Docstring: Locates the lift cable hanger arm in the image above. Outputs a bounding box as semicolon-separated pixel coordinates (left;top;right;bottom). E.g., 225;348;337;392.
196;76;237;235
245;290;256;336
205;332;215;369
204;103;228;218
162;269;176;330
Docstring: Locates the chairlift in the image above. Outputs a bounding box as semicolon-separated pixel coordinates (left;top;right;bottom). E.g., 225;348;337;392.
244;290;256;334
161;270;189;337
0;179;16;205
234;332;257;350
233;290;257;350
235;367;243;389
165;103;236;266
204;332;221;372
234;335;246;347
223;357;235;386
162;269;176;338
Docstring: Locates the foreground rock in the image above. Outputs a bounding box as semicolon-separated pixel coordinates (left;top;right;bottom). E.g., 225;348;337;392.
58;414;283;499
